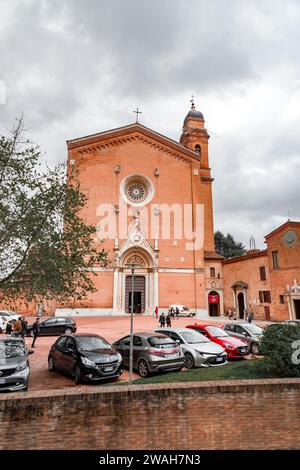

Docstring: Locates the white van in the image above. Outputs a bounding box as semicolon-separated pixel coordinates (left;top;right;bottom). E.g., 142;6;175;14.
168;305;195;317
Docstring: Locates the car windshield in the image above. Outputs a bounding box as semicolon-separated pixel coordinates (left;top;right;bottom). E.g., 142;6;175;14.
245;324;263;335
181;330;210;344
76;336;111;351
206;326;229;338
0;340;26;358
148;336;177;349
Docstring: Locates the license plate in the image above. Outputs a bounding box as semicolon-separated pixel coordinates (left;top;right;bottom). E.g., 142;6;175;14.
166;353;178;359
103;366;114;372
0;378;6;384
216;357;224;362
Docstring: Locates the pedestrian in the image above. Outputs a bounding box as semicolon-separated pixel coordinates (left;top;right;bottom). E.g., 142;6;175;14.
170;307;174;318
13;317;22;337
5;320;13;335
175;307;179;319
247;311;253;323
166;313;171;327
155;306;159;319
159;312;166;328
21;316;28;339
31;318;40;348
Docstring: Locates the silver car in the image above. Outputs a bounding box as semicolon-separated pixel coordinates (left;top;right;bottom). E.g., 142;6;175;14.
223;323;263;355
0;337;33;392
155;328;227;369
113;332;185;378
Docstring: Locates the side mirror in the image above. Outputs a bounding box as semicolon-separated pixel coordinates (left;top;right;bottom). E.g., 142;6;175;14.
241;331;247;336
176;340;181;346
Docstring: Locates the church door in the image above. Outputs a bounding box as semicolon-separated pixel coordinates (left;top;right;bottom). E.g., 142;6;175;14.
237;292;245;319
294;300;300;319
125;276;145;314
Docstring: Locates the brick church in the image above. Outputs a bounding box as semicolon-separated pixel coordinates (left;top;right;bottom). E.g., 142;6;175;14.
60;102;224;318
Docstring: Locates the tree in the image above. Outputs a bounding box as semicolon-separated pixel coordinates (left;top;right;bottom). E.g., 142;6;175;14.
214;231;246;258
0;117;108;306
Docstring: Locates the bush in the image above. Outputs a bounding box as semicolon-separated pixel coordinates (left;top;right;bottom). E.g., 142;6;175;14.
260;323;300;377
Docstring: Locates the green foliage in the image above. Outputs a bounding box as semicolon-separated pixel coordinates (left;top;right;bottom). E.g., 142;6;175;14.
260;324;300;377
0;117;109;305
214;230;246;258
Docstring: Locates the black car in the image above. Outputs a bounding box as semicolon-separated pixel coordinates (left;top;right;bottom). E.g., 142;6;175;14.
27;317;77;337
0;337;34;392
48;334;123;383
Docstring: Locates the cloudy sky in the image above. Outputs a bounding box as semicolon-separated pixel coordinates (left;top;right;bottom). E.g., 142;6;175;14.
1;0;300;249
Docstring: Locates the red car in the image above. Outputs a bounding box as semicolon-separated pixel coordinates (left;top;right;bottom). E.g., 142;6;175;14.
186;324;249;359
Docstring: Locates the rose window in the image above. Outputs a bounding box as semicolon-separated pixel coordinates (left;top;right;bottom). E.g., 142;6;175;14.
125;182;148;203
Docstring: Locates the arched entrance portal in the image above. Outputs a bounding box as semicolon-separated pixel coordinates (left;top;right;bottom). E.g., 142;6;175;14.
208;291;220;317
237;292;245;319
113;248;158;314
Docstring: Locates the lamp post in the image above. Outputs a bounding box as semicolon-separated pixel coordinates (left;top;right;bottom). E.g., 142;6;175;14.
125;261;141;385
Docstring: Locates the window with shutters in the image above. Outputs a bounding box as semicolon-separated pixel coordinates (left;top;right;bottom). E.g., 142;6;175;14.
259;266;266;281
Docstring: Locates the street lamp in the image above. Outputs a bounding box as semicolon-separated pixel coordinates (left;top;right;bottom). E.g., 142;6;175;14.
125;261;142;385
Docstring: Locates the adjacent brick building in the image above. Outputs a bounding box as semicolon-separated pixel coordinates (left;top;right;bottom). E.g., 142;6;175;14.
223;221;300;321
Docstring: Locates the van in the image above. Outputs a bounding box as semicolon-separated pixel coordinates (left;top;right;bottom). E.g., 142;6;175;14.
168;305;195;317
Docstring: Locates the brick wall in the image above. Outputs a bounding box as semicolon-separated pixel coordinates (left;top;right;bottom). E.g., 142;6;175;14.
1;379;300;450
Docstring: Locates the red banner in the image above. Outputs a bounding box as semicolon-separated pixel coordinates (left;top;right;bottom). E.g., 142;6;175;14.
208;294;219;304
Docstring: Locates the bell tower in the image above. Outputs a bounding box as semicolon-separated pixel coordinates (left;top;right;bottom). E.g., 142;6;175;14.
180;99;215;252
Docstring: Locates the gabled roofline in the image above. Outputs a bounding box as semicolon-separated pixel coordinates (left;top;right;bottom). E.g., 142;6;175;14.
67;122;200;161
265;221;300;240
222;249;268;264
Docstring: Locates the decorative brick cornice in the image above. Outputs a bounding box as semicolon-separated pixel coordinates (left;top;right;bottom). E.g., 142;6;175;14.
68;123;201;164
76;133;193;165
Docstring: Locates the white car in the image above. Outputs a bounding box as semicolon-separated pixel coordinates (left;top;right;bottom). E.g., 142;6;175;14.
0;316;7;333
168;305;195;317
0;310;20;322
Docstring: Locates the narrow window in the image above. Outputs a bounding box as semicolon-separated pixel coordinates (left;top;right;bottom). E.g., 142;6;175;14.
272;251;279;269
194;144;201;155
259;291;264;303
259;266;266;281
210;267;216;278
279;295;285;304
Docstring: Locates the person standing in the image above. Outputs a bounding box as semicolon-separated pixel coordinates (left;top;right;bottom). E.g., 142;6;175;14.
31;318;40;348
5;320;13;335
13;317;22;337
166;313;172;327
175;307;179;319
247;311;253;323
21;316;28;339
155;306;159;319
159;312;166;328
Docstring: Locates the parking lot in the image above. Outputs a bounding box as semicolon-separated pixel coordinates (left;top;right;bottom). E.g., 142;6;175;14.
12;315;261;392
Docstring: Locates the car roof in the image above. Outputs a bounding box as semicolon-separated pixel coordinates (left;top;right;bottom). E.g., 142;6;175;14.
155;327;189;334
0;336;24;342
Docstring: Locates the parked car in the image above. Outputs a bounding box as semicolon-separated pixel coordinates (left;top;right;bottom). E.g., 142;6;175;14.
0;316;7;333
168;305;195;317
223;323;263;355
285;320;300;326
155;327;227;369
48;334;123;383
0;337;34;392
186;324;249;358
27;317;77;337
0;310;20;322
113;332;185;378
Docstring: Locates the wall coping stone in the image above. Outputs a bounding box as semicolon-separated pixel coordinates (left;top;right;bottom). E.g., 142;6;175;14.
0;378;300;409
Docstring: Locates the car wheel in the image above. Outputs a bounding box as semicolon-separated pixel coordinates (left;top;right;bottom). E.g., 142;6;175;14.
138;359;150;378
189;313;194;317
251;343;260;355
75;366;82;384
184;352;195;369
48;355;56;372
64;327;72;334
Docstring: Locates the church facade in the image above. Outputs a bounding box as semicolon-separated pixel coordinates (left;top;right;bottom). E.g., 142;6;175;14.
60;104;224;317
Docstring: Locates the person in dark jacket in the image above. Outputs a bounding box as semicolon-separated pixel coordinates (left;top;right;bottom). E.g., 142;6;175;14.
31;318;40;347
166;313;172;327
5;321;13;335
21;316;28;339
159;313;166;328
